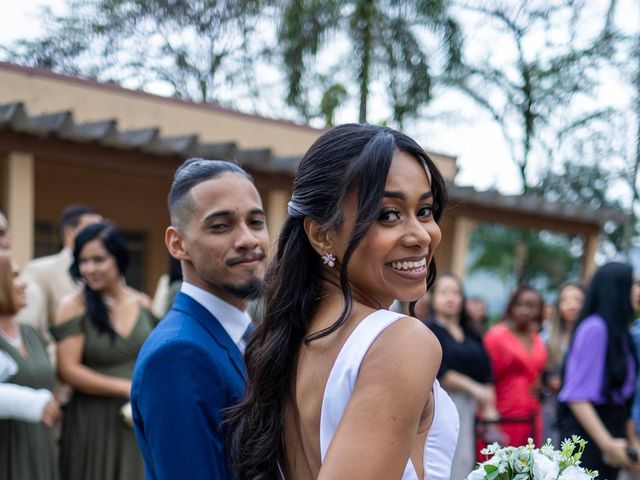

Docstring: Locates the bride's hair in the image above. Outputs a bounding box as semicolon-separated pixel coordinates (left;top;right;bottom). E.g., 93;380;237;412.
226;123;447;479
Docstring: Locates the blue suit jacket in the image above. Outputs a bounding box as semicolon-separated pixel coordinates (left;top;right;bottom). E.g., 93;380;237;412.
132;292;246;480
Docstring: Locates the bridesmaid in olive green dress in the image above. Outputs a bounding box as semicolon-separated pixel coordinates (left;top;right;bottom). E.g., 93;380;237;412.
0;253;60;480
52;222;156;480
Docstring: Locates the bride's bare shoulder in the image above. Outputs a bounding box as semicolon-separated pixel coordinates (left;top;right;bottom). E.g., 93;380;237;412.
363;314;441;375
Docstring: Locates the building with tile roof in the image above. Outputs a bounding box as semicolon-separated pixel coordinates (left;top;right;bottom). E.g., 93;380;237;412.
0;62;621;292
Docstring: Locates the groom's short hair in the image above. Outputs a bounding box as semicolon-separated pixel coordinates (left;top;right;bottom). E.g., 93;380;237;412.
168;158;253;228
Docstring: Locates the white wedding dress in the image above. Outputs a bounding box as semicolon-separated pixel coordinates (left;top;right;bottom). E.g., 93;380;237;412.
320;309;460;479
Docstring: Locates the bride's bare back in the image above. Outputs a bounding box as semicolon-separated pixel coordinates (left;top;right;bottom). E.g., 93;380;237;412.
282;299;439;479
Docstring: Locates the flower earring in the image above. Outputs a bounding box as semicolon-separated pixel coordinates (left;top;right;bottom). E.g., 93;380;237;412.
321;252;336;268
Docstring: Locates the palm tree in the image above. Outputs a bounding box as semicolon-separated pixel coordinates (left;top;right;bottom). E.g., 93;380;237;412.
279;0;462;125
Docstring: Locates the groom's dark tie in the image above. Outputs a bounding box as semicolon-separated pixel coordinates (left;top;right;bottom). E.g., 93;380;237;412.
242;322;256;345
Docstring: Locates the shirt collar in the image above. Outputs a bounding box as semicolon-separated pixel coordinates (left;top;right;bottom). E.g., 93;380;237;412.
180;282;251;346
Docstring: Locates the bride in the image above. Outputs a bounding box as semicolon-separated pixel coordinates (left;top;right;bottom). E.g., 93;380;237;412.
228;124;459;479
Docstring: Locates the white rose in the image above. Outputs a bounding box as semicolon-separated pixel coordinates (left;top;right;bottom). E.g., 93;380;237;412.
466;467;487;480
532;451;560;480
559;466;592;480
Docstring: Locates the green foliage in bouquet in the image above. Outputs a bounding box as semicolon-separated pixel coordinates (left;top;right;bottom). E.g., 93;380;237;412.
466;436;598;480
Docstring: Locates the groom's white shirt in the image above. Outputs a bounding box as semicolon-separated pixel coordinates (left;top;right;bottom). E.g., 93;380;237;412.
180;282;252;352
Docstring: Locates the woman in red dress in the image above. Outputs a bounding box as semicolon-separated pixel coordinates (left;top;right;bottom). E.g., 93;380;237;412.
484;285;547;447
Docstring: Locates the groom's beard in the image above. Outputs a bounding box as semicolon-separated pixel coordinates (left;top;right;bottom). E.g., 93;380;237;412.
223;278;264;301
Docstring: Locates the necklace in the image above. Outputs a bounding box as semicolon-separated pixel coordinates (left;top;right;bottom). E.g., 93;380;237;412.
104;295;118;307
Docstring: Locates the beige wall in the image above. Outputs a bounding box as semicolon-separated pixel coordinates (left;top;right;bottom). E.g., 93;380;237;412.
430;154;457;182
0;66;320;156
0;65;458;181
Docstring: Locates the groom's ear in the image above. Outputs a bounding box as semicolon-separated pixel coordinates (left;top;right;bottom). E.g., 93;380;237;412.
165;226;189;261
304;218;335;257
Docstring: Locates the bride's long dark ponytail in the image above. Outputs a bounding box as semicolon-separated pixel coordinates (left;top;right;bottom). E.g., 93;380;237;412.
226;124;447;479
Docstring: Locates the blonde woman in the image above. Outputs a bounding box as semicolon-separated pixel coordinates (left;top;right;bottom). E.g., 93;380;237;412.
541;282;584;445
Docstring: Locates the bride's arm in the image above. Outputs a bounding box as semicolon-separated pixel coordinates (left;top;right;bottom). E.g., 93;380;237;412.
318;316;441;480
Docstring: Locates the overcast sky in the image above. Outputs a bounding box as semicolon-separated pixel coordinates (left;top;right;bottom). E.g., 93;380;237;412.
1;0;638;198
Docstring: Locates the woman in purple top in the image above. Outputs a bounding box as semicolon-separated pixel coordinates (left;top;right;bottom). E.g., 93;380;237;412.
558;262;640;477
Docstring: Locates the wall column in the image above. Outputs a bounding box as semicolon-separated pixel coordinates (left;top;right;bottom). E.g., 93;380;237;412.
581;232;600;282
450;216;475;280
267;189;290;245
4;151;35;266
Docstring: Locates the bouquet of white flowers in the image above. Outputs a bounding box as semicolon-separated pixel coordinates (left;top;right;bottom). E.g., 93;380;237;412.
466;436;598;480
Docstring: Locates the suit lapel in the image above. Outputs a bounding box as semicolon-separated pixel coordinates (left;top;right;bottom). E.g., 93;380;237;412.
172;292;246;378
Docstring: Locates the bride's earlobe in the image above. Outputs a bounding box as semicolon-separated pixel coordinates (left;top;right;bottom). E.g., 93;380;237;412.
304;217;334;257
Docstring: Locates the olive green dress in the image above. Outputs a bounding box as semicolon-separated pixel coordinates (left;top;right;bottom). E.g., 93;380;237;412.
50;308;156;480
0;325;59;480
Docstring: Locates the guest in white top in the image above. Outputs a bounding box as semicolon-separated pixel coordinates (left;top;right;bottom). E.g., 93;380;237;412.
228;124;459;480
0;351;59;424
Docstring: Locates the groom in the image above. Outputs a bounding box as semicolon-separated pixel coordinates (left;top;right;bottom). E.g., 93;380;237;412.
131;159;269;479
